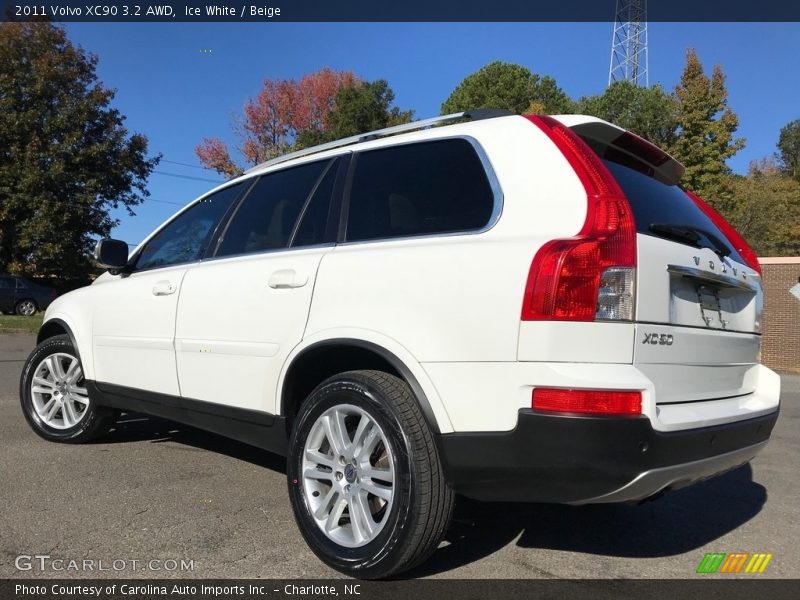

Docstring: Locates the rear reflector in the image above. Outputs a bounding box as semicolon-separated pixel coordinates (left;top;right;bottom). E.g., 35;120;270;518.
685;189;762;276
532;388;642;415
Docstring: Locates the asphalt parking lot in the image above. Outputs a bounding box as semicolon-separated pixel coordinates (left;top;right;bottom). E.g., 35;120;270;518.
1;332;797;579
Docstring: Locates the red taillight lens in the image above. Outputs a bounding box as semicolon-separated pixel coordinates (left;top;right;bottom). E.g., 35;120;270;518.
685;189;762;276
532;388;642;415
522;116;637;321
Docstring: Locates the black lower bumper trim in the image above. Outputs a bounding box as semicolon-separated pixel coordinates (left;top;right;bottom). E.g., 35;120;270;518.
437;410;778;504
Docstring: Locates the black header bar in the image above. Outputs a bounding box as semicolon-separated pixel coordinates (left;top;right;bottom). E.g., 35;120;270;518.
2;0;800;23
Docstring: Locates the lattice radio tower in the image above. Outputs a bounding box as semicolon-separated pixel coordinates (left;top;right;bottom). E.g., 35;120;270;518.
608;0;648;87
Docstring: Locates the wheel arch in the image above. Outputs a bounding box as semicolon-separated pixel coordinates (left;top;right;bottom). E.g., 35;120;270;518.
37;318;77;347
36;317;93;380
279;336;453;435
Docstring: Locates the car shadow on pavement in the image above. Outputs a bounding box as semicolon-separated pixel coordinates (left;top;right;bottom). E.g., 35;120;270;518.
100;412;287;474
408;464;765;577
98;414;766;578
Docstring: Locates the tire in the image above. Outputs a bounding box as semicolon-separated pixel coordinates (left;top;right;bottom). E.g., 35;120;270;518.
19;334;117;443
15;299;37;316
287;370;454;579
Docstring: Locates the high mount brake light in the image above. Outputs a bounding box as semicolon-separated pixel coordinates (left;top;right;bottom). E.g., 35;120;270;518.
522;116;637;321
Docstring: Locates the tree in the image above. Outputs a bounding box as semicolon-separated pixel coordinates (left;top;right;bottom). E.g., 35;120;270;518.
721;162;800;256
669;49;744;202
441;61;573;116
0;21;158;282
196;68;355;176
777;119;800;181
576;81;678;149
294;79;413;148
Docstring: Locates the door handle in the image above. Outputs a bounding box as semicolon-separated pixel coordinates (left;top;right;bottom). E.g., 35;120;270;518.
152;280;176;296
268;269;308;289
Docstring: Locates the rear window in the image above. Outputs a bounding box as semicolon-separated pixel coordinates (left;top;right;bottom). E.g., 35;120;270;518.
603;160;745;265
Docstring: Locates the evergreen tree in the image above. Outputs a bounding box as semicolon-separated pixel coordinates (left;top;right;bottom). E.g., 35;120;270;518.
670;49;744;202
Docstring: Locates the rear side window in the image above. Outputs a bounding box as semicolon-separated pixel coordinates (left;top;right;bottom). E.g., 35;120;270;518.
603;160;745;265
346;139;495;242
135;182;246;271
216;159;332;257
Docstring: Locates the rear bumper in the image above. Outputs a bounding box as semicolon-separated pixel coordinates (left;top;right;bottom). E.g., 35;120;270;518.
437;409;778;504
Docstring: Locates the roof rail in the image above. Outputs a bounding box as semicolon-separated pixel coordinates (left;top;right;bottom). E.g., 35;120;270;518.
243;108;514;174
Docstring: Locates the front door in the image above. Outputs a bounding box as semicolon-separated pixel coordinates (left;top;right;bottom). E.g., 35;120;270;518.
91;181;248;395
174;156;341;412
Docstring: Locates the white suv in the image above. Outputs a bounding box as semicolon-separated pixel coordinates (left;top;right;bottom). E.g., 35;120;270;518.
20;110;780;578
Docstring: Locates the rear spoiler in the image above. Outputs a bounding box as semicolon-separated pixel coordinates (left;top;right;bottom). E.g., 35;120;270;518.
551;115;684;186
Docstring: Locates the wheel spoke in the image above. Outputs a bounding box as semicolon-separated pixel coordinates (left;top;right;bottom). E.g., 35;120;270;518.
303;468;333;482
61;402;72;427
349;491;376;542
361;479;393;501
33;375;55;389
43;356;58;381
63;359;79;383
51;356;67;381
351;416;373;459
323;413;349;455
32;385;55;395
38;397;56;418
325;496;347;533
45;400;60;421
69;391;89;406
305;448;334;469
359;427;380;458
361;465;393;484
313;487;338;520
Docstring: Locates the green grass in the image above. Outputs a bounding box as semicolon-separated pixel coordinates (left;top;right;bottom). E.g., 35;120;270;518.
0;313;44;335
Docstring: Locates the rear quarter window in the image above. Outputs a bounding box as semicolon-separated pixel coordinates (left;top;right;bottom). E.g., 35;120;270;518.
346;138;496;242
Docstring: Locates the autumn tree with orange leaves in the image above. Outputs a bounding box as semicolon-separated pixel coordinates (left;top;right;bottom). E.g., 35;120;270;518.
196;68;356;177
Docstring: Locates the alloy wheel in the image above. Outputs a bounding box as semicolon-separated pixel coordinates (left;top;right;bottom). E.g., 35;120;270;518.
30;352;89;430
301;403;395;548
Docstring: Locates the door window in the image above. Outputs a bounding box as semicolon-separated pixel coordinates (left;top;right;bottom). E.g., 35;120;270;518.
134;182;247;271
215;159;333;258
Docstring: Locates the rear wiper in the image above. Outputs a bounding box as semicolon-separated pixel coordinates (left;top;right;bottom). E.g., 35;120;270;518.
649;223;731;258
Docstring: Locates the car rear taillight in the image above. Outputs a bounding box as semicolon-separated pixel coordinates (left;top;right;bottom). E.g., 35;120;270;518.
685;189;762;276
522;116;636;321
532;388;642;415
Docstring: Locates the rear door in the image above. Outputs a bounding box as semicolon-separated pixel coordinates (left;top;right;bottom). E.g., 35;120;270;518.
174;156;343;413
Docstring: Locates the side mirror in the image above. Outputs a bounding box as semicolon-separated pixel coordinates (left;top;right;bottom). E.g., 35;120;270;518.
94;238;130;272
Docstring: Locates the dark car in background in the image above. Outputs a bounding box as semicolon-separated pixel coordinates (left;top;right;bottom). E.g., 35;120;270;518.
0;275;58;316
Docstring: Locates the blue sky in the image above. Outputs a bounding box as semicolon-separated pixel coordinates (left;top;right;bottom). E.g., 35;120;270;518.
62;22;800;245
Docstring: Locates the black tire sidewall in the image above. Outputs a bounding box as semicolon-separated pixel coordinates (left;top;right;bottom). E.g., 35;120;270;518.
19;335;105;443
287;375;416;578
